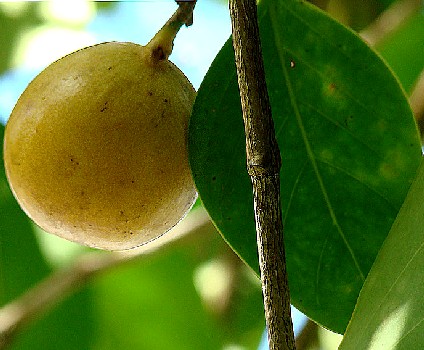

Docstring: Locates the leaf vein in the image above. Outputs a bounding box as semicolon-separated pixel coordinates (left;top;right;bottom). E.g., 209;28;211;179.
282;160;308;223
361;239;424;341
314;157;398;211
268;5;365;281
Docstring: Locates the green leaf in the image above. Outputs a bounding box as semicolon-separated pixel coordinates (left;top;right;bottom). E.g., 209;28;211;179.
90;225;264;350
188;0;421;333
339;158;424;349
0;124;50;304
1;124;96;350
0;4;43;76
9;288;95;350
92;252;224;350
375;11;424;94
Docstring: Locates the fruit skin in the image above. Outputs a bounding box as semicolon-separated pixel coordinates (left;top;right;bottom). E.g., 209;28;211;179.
3;41;197;250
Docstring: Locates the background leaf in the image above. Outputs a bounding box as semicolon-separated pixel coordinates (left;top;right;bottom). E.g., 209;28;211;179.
1;124;96;350
0;125;50;304
0;125;49;304
188;0;422;333
375;9;424;94
9;289;95;350
5;214;265;350
90;231;265;350
339;158;424;350
0;3;42;76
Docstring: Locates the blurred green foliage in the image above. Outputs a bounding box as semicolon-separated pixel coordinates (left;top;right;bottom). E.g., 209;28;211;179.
0;3;42;75
377;10;424;93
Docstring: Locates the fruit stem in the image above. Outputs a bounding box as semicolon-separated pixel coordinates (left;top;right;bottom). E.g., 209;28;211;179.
146;1;197;62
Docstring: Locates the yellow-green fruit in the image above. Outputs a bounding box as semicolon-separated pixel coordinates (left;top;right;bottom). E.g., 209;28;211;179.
3;41;197;250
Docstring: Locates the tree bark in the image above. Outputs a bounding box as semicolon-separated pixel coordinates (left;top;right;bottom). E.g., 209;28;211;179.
229;0;296;349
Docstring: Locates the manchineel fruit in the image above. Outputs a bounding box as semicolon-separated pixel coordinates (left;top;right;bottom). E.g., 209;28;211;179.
3;39;197;250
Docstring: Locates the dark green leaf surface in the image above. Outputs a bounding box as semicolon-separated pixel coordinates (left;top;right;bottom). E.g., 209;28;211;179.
189;0;421;333
340;158;424;349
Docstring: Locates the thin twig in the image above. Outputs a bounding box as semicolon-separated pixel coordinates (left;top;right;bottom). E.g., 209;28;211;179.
0;207;213;350
228;0;296;349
